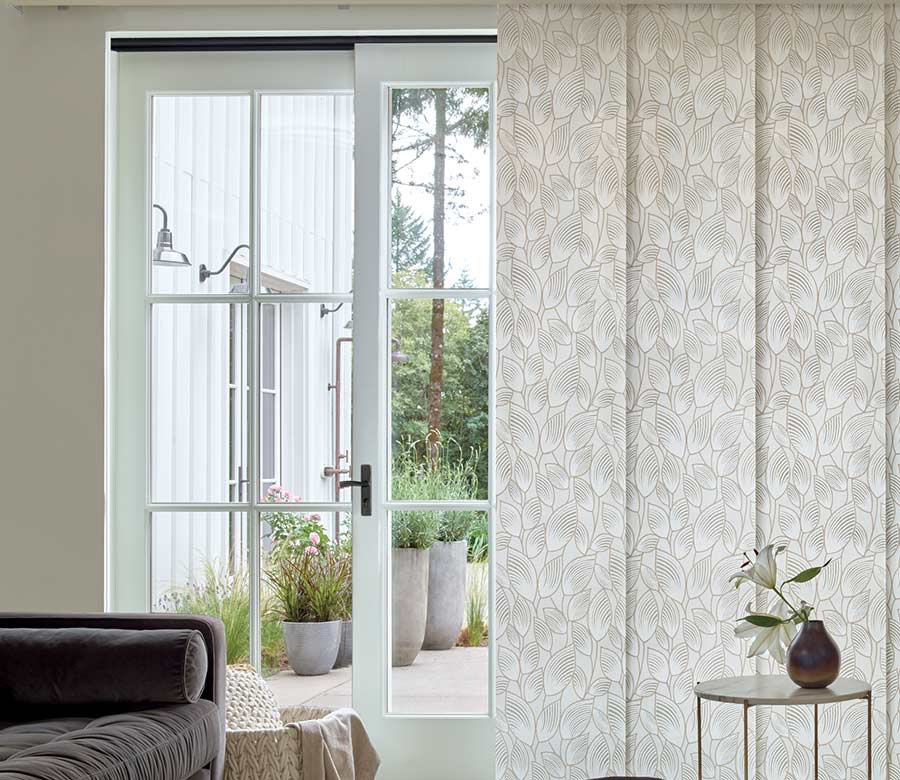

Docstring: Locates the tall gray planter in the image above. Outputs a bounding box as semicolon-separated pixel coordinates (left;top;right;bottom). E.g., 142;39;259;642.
423;540;468;650
283;620;341;676
392;547;430;667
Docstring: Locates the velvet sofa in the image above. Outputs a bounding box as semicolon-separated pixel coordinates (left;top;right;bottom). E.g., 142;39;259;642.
0;613;225;780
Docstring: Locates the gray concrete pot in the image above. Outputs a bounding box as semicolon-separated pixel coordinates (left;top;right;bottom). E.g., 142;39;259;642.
392;547;430;667
333;619;353;668
282;620;341;676
423;540;468;650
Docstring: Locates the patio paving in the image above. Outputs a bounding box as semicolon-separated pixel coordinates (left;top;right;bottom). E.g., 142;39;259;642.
265;646;489;714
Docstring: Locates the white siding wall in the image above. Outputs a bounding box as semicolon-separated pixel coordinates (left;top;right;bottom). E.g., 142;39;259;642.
149;93;353;604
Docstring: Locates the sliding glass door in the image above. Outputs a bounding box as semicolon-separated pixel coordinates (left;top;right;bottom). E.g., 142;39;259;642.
112;42;495;778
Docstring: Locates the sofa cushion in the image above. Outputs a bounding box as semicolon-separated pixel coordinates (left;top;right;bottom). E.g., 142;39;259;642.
0;628;207;708
0;701;221;780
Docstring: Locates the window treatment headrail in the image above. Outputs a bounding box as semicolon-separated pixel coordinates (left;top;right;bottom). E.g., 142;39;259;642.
109;33;496;52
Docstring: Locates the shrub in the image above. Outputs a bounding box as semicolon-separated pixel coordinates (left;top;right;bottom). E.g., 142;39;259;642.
460;564;487;647
391;439;481;546
158;562;284;674
265;550;351;623
467;514;489;562
261;485;330;562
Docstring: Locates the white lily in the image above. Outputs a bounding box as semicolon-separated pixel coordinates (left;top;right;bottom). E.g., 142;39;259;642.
735;600;797;664
729;544;784;590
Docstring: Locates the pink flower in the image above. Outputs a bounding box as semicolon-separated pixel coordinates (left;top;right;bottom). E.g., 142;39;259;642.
305;545;319;556
309;532;320;546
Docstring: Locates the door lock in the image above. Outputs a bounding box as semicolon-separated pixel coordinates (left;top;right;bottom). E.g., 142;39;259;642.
340;464;372;516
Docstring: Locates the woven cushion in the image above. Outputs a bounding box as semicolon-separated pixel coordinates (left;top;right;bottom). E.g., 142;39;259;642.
224;666;281;731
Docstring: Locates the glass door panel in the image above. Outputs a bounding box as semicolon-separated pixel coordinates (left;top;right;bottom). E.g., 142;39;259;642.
351;42;496;780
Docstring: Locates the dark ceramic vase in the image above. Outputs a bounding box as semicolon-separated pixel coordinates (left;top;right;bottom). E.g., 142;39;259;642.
786;620;840;689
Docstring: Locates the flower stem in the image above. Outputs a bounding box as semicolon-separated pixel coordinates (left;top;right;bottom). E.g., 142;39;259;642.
772;585;804;622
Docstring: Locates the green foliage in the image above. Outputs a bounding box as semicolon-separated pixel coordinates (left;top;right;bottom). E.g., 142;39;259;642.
467;514;489;563
462;565;487;647
391;511;439;550
391;193;431;283
391;298;490;495
391;441;480;545
158;562;284;674
265;551;351;623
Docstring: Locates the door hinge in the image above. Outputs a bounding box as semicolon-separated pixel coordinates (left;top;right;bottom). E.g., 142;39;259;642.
340;464;372;516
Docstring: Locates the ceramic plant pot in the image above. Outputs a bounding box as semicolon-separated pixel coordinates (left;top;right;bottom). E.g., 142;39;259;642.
282;620;341;676
423;540;468;650
391;547;430;666
333;619;353;668
787;620;841;689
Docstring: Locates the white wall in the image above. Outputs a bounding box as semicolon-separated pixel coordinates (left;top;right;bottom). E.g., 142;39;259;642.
0;3;494;613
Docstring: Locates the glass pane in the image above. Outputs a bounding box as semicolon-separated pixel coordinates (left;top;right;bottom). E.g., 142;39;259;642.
259;94;354;294
390;87;491;289
389;511;489;714
151;303;246;503
390;298;488;501
258;303;352;503
261;512;353;701
151;512;257;666
150;95;251;295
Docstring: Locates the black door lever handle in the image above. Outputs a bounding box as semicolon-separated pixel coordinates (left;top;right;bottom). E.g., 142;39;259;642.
339;464;372;516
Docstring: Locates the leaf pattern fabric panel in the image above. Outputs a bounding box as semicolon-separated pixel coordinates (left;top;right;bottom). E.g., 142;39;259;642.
495;5;628;778
888;9;900;778
498;4;897;779
756;6;886;778
625;6;756;779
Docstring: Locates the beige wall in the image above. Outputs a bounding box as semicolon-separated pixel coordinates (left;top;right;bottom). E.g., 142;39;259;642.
0;3;493;612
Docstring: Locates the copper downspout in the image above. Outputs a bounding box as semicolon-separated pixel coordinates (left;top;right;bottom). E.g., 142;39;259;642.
324;336;352;542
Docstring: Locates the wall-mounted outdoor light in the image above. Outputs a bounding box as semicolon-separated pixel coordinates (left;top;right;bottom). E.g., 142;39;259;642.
200;244;250;283
151;204;190;267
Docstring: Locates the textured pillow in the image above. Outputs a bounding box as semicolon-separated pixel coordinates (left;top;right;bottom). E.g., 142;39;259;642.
225;665;281;730
0;627;207;707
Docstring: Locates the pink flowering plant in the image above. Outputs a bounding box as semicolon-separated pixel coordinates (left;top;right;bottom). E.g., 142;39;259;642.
261;485;330;562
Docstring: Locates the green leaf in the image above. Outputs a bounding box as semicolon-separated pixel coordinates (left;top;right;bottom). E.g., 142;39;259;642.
739;614;785;627
783;560;831;584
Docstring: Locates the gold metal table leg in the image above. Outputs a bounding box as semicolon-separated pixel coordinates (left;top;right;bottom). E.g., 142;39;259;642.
868;692;872;780
814;703;818;780
697;697;702;780
744;701;749;780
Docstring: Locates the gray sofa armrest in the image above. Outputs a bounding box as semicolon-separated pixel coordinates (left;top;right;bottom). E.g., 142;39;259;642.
0;612;226;780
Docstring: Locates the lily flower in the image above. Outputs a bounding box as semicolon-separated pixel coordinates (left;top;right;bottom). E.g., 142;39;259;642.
729;544;784;590
735;600;797;663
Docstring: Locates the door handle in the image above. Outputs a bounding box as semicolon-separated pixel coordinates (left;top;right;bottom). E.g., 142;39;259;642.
340;464;372;516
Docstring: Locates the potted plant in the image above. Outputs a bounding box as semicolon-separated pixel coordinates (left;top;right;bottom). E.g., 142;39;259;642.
265;545;350;676
391;510;437;666
423;510;473;650
333;526;353;668
731;543;836;688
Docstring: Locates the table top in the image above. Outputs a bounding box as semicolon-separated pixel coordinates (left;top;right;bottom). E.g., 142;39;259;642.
694;675;871;706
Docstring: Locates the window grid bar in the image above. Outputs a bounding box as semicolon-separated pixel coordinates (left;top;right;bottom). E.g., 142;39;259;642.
384;287;491;300
145;293;353;305
248;91;262;671
384;501;491;512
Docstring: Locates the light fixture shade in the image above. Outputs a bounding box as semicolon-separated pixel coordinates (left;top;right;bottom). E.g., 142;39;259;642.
151;226;190;267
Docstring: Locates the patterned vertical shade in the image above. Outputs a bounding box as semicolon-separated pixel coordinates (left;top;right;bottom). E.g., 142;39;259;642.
496;4;897;778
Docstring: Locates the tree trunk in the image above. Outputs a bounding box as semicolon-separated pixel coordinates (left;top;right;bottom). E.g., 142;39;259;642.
427;91;447;464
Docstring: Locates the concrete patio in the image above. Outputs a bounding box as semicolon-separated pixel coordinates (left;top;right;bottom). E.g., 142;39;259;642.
265;647;489;714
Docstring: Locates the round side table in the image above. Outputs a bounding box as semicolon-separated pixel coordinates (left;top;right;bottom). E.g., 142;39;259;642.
693;675;871;780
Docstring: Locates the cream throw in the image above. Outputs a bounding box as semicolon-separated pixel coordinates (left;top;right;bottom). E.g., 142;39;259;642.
289;708;380;780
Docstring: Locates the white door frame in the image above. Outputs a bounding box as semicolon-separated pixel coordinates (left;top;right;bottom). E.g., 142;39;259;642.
111;41;498;779
351;42;497;779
